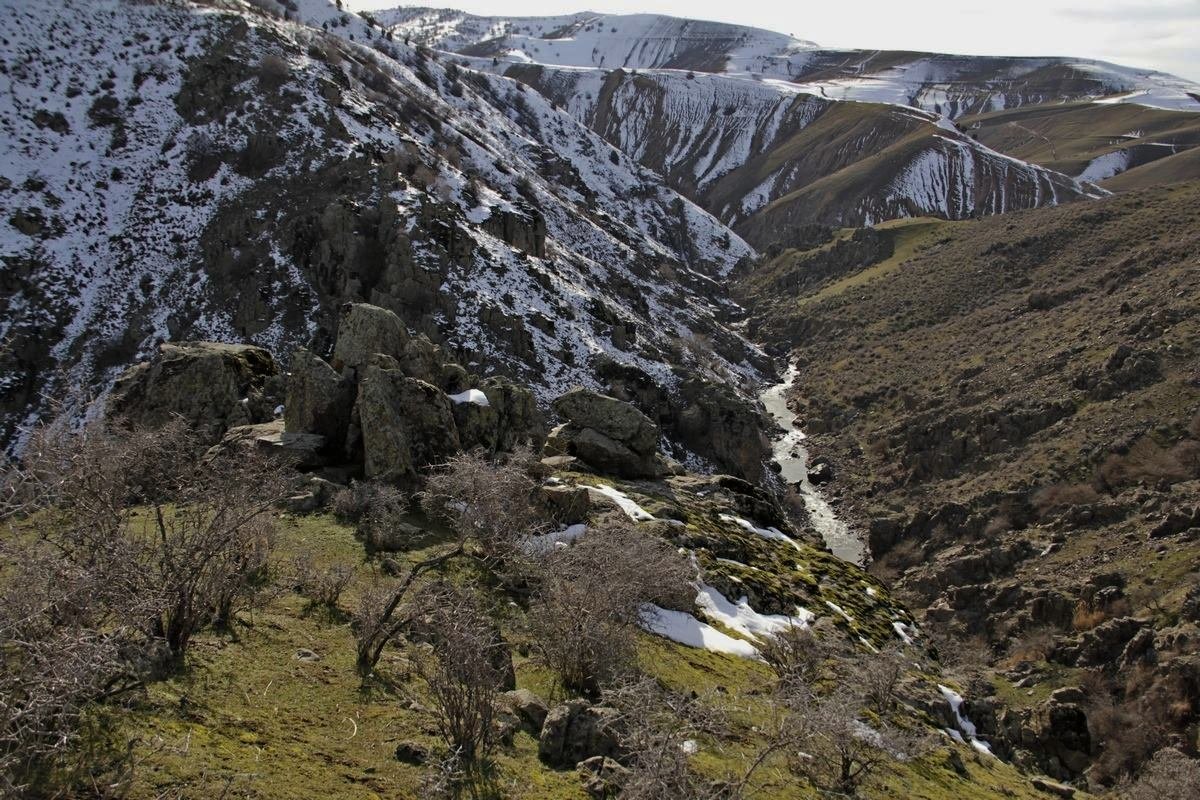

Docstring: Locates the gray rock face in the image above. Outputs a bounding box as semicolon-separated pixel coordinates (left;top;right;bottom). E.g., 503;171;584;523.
108;341;278;445
331;303;409;372
547;388;661;477
538;701;623;768
502;688;549;736
357;367;460;482
453;377;544;454
205;419;325;468
284;348;351;452
553;388;659;454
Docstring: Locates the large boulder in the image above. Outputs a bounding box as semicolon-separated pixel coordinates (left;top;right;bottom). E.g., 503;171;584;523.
284;348;352;452
453;376;545;453
357;366;460;482
331;303;408;372
553;388;658;454
675;377;771;482
205;419;325;467
548;389;660;478
108;341;278;445
538;701;623;768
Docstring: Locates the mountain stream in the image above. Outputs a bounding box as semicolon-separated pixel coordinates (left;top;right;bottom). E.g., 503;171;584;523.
759;364;866;565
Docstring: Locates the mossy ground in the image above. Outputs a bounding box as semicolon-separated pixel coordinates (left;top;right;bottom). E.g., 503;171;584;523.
94;476;1076;799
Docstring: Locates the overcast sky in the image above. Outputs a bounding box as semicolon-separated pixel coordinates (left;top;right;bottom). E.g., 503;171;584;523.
351;0;1200;82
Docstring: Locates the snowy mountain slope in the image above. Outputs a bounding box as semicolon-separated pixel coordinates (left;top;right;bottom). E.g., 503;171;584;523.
368;7;817;73
0;0;763;452
506;65;1093;240
376;7;1200;117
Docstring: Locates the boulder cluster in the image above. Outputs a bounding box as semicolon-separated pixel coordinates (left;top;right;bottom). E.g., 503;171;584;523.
107;302;692;485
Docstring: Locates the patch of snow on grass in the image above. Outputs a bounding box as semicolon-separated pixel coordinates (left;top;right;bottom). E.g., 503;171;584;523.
696;583;813;642
718;513;800;550
585;484;655;521
640;604;762;659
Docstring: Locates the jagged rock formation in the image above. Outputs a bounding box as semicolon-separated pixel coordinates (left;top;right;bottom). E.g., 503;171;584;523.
107;341;281;445
546;388;664;478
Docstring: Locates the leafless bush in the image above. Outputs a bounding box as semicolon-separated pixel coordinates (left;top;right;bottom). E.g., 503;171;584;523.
528;523;693;696
760;624;827;695
421;448;547;567
1032;482;1100;518
1004;626;1058;666
604;678;728;799
10;419;291;663
743;639;934;798
0;548;146;796
1097;438;1190;490
257;53;290;90
1;419;291;792
859;643;909;715
331;479;407;523
292;551;355;609
774;679;930;798
1120;748;1200;800
354;451;545;677
410;587;505;765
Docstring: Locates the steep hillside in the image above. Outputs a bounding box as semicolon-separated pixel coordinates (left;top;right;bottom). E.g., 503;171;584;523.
380;7;1199;118
505;64;1093;241
0;0;766;454
959;101;1200;183
736;182;1200;788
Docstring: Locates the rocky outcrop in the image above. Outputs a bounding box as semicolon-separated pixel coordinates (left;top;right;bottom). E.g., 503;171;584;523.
546;388;661;478
357;368;461;483
272;304;544;482
108;341;279;445
597;359;771;481
538;701;623;768
331;303;408;372
284;348;352;454
1006;688;1092;781
453;376;544;453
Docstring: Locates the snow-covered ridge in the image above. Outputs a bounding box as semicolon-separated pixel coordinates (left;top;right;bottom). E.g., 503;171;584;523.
369;6;1200;117
368;6;816;73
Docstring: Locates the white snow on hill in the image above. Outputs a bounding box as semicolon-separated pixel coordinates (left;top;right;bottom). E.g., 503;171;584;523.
374;6;1200;118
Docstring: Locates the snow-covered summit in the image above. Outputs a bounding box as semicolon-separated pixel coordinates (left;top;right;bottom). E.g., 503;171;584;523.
370;7;817;73
369;6;1199;117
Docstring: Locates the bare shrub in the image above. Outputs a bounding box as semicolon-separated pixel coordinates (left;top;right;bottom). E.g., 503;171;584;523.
1120;748;1200;800
353;451;546;677
330;480;406;523
528;524;693;696
868;536;922;583
1097;437;1189;490
1;419;292;791
257;53;290;90
1004;626;1058;666
859;643;909;715
292;551;355;609
1032;482;1099;518
421;448;546;567
760;624;827;695
774;679;931;798
0;547;147;795
11;419;291;663
604;678;728;799
1072;597;1130;632
410;587;505;765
